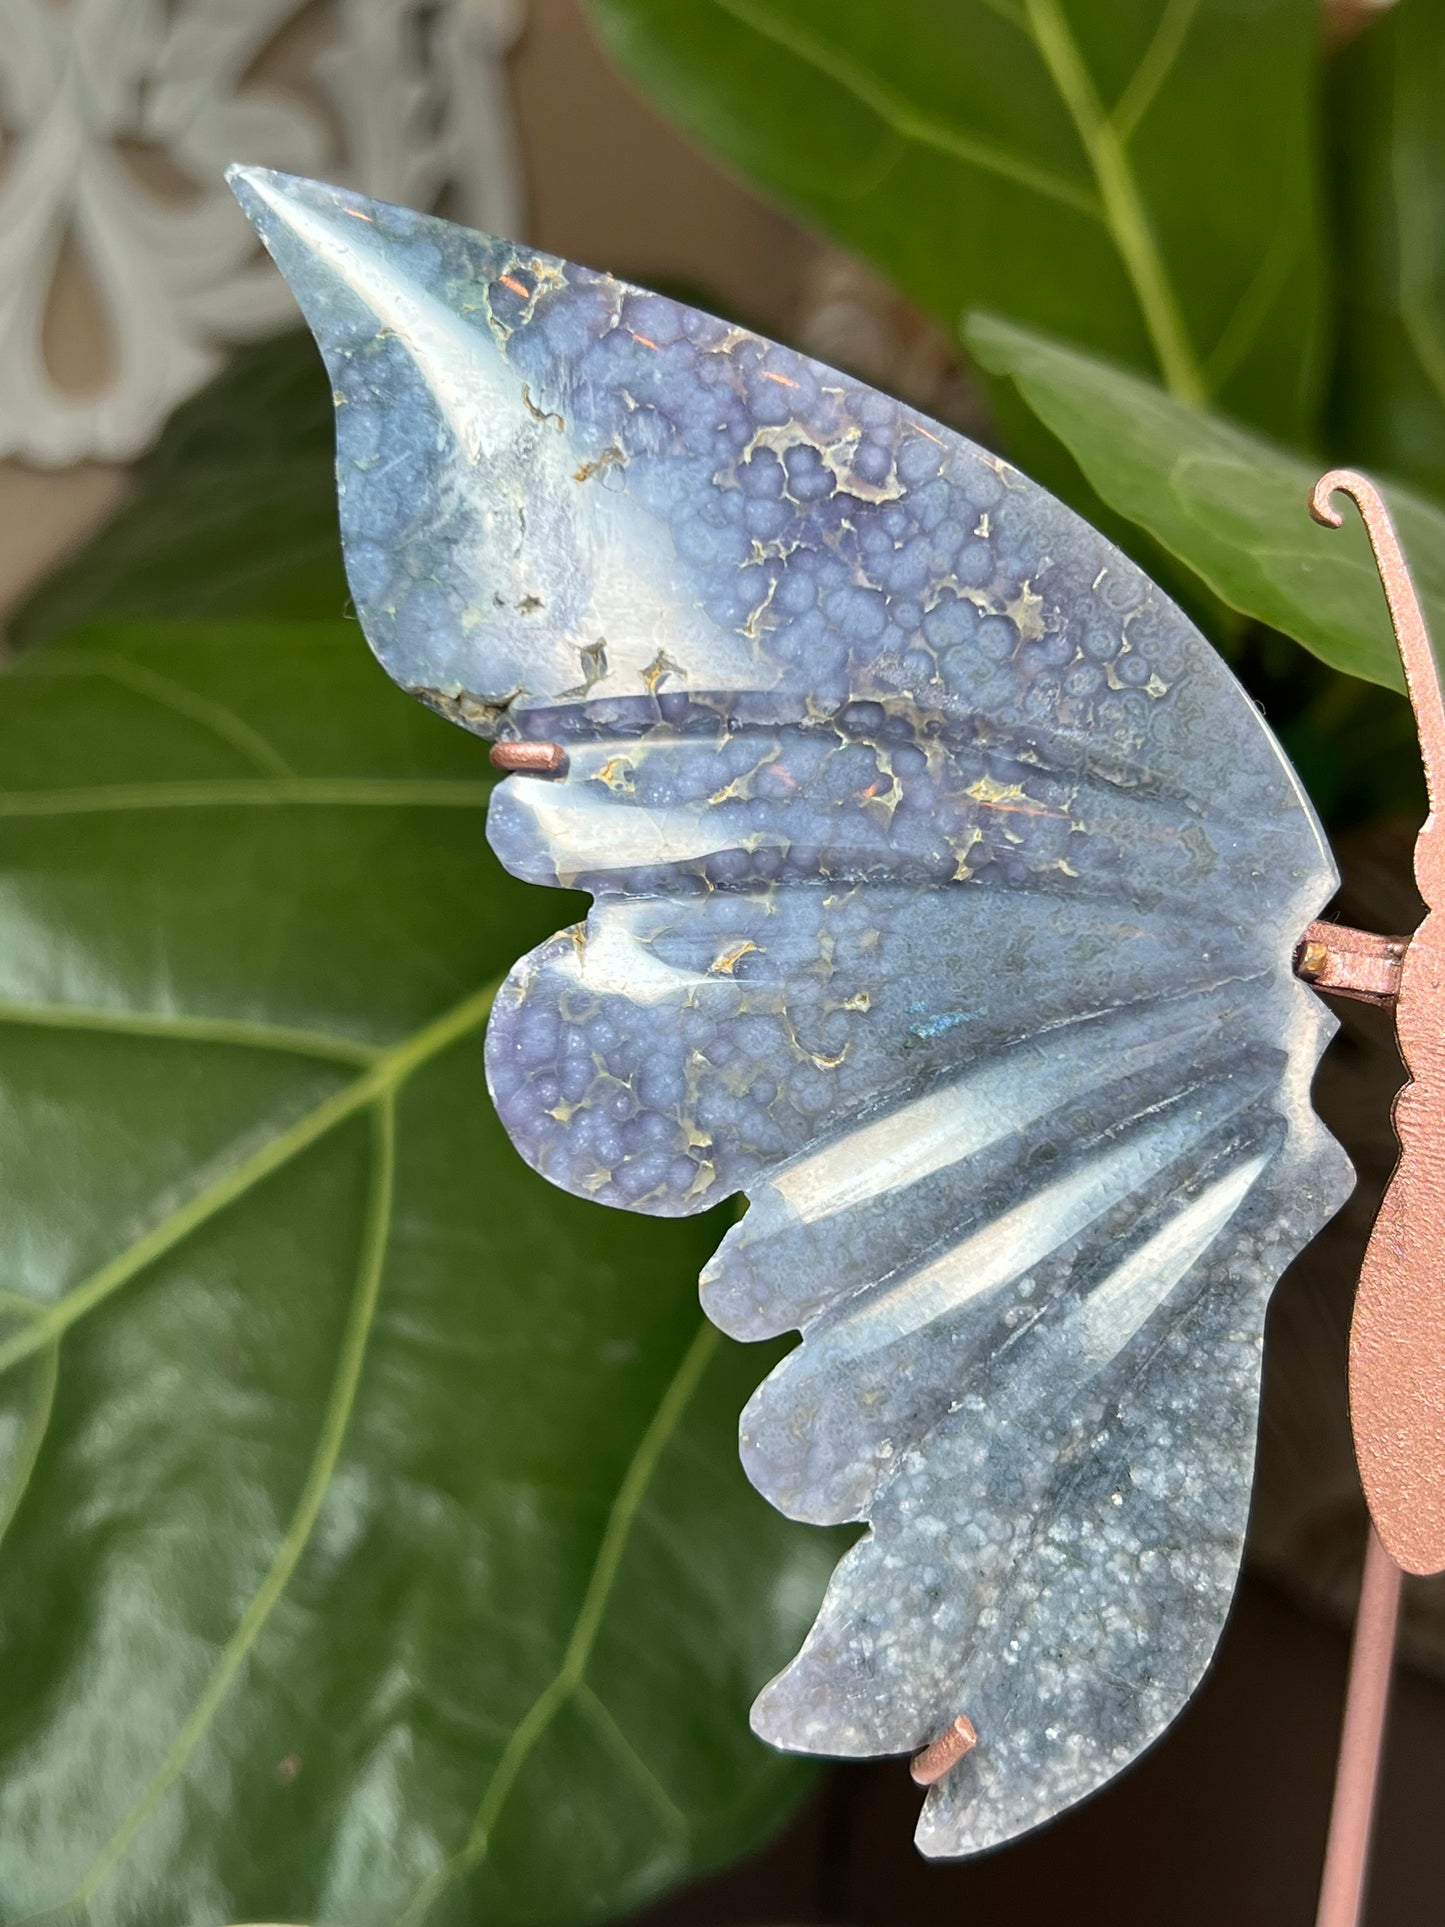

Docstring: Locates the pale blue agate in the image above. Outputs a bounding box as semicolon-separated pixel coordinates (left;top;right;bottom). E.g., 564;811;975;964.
231;166;1353;1857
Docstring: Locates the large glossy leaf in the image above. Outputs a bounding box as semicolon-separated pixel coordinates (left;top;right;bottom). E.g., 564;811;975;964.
587;0;1328;438
8;336;345;649
0;616;836;1924
968;313;1445;696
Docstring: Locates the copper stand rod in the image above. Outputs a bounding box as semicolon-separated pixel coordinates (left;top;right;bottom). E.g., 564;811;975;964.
1314;1527;1405;1927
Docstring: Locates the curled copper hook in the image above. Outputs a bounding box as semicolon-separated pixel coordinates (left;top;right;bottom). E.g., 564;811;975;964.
1310;469;1445;830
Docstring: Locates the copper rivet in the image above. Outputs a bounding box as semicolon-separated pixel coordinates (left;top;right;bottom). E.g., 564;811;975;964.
489;741;567;775
1292;919;1408;1009
909;1714;978;1786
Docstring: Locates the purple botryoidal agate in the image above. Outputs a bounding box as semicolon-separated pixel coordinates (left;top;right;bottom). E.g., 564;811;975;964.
231;165;1353;1856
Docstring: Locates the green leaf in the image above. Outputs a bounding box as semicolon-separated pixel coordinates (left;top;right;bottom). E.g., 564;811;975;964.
587;0;1329;439
1331;0;1445;496
0;617;835;1924
968;311;1445;695
9;335;346;648
969;312;1444;823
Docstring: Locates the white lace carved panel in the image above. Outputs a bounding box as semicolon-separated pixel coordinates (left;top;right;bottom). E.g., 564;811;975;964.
0;0;525;465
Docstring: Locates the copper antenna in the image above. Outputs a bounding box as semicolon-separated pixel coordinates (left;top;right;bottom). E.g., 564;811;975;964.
1309;469;1445;1582
1299;468;1445;1927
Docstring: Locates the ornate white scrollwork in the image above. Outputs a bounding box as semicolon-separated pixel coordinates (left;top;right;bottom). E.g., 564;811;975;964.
0;0;525;465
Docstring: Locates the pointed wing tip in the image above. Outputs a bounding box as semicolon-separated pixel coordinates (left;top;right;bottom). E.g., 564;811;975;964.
224;168;411;326
227;165;512;255
226;164;364;242
225;166;342;269
225;161;305;221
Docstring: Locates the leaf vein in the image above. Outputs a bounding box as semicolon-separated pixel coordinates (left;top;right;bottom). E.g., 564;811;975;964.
1392;26;1445;416
1109;0;1201;145
396;1319;721;1927
0;779;495;817
575;1682;691;1837
51;1095;398;1913
19;654;297;779
0;1342;58;1558
0;978;499;1382
1201;215;1301;395
711;0;1101;218
0;1000;379;1066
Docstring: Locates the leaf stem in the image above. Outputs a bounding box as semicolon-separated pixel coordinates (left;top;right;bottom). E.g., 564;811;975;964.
1023;0;1206;406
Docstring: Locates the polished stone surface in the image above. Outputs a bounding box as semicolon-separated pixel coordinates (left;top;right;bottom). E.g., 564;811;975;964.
233;166;1354;1856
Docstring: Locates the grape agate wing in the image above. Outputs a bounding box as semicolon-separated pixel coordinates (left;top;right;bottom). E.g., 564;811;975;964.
231;167;1353;1855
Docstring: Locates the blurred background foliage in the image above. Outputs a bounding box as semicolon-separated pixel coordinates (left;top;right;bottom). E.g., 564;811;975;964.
4;2;1445;1924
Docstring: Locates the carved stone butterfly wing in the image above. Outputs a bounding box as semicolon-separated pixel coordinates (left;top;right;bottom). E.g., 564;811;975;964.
231;167;1353;1855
